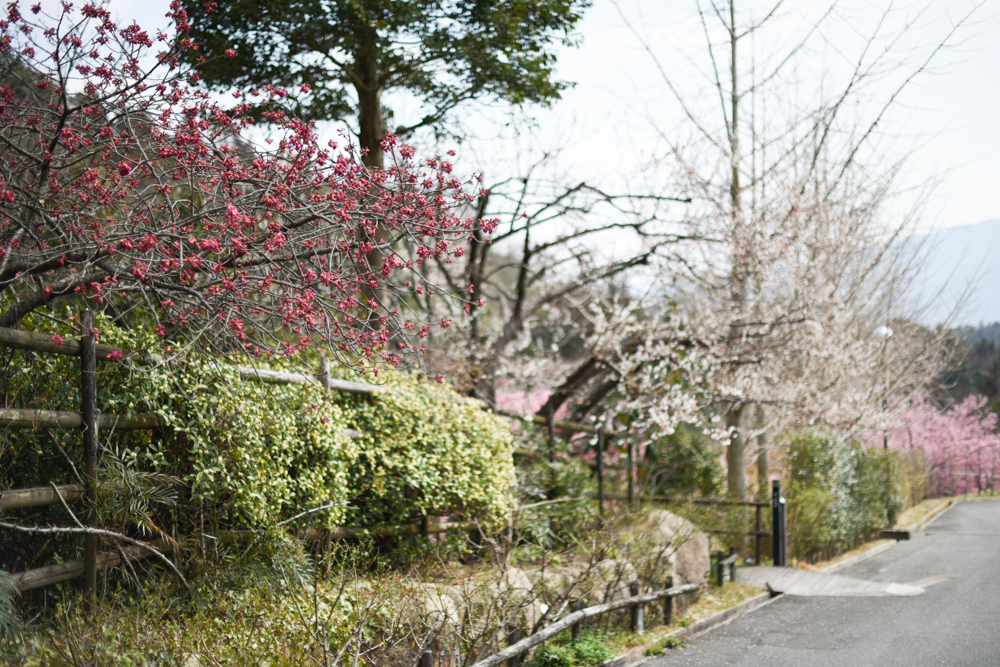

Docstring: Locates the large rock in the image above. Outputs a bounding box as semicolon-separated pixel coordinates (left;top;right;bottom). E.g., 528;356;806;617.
646;509;710;588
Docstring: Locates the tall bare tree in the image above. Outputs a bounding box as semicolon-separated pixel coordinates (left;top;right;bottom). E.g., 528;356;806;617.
622;0;982;499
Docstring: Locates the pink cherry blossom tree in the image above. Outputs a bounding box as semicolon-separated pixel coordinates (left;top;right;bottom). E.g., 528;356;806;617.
885;395;1000;497
0;2;490;372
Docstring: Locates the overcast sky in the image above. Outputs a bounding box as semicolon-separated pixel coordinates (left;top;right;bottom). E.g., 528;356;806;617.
81;0;1000;232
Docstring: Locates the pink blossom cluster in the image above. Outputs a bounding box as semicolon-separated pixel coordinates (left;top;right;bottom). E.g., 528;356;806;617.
884;395;1000;496
0;2;495;370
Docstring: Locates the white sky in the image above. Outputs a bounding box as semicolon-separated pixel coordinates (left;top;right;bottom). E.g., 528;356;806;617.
62;0;1000;231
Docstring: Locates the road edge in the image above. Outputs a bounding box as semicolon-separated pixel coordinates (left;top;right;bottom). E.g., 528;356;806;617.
601;591;775;667
603;499;958;666
819;499;955;574
914;499;953;532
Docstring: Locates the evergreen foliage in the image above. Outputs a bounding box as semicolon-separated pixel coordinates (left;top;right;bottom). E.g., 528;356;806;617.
182;0;590;161
785;431;904;560
0;311;514;568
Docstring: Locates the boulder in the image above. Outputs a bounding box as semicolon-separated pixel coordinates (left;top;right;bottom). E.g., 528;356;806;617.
591;558;638;604
415;583;462;629
646;509;710;588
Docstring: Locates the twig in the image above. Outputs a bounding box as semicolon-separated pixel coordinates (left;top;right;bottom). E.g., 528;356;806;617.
278;503;344;527
44;482;189;589
46;431;83;485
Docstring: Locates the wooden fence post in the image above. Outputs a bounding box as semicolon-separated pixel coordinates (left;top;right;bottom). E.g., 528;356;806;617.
80;310;98;610
571;600;583;642
663;576;673;626
715;551;725;587
596;425;605;519
506;625;520;667
629;582;643;634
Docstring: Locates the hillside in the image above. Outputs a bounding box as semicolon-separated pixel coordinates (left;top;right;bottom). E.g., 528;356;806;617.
915;219;1000;325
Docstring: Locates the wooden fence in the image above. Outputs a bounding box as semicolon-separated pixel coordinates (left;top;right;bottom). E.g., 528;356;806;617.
0;317;617;600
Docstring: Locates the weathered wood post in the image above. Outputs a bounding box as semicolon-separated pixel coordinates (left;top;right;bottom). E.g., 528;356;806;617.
715;551;725;587
571;599;583;642
506;625;520;667
629;581;643;634
663;576;673;626
80;310;98;610
596;425;605;519
728;547;737;583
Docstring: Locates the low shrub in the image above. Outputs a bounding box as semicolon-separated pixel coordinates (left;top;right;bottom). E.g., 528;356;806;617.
529;631;614;667
785;430;905;561
0;310;514;572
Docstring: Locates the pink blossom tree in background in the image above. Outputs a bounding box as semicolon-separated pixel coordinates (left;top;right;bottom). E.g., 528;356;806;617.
885;395;1000;496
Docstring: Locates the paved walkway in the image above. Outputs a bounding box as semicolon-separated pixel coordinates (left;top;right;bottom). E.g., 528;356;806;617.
648;500;1000;667
735;566;923;596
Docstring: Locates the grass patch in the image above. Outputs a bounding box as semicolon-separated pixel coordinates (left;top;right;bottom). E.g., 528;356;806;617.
548;584;763;665
895;497;952;530
527;631;616;667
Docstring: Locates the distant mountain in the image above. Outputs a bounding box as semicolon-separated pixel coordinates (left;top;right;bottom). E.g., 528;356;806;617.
912;219;1000;325
955;322;1000;345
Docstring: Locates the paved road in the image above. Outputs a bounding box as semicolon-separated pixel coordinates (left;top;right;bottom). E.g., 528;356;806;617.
650;500;1000;667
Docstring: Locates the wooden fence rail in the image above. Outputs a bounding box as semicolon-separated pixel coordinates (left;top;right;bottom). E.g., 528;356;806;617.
0;324;599;434
468;583;701;667
0;484;85;511
0;320;609;599
11;520;478;592
0;407;163;431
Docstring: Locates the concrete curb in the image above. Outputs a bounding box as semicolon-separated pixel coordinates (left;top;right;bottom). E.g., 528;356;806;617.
819;500;955;575
913;500;954;533
600;591;775;667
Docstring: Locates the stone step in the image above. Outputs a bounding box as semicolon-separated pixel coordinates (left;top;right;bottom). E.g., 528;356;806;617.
735;566;924;597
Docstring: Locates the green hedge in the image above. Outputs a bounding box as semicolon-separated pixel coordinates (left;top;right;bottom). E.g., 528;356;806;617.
785;430;904;560
0;312;514;549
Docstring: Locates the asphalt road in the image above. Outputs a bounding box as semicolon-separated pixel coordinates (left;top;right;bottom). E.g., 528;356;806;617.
649;499;1000;667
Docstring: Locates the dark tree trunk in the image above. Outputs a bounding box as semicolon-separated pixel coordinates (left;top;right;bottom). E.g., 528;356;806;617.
354;48;386;169
353;47;388;316
726;403;748;501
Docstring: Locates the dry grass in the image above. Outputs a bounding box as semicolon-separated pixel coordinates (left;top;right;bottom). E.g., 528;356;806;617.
895;497;952;530
598;583;764;656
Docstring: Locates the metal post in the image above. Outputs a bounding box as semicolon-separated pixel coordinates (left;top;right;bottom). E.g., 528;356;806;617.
629;582;643;633
663;576;673;626
80;310;98;610
596;425;605;519
571;600;583;642
506;625;520;667
772;480;786;566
